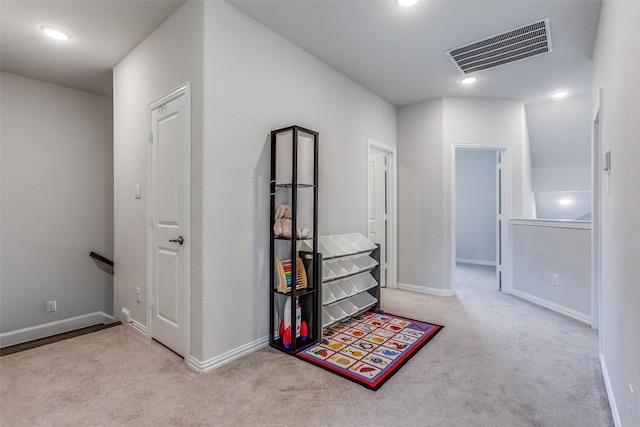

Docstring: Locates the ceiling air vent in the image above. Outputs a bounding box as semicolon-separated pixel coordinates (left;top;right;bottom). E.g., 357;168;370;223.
446;18;552;75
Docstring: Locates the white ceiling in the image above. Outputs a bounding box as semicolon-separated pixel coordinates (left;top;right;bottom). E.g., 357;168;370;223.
228;0;602;107
1;1;601;104
1;0;601;190
0;0;185;97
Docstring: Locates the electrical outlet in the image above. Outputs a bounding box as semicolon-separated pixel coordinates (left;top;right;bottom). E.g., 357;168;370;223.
46;300;57;313
630;384;635;422
552;274;559;287
136;287;141;303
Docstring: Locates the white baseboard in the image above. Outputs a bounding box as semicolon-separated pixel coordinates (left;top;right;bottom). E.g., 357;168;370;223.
600;353;622;427
129;318;148;337
120;307;148;337
187;335;269;374
510;289;591;324
0;311;114;348
456;258;497;267
397;282;456;296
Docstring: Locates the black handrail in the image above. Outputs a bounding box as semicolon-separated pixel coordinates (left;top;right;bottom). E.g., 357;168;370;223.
90;251;114;275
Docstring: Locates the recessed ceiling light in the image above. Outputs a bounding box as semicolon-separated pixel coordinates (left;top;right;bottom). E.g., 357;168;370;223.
551;90;569;99
41;25;71;41
460;76;478;85
396;0;420;7
559;198;572;205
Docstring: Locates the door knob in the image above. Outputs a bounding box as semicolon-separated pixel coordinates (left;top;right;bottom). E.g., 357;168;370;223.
169;236;184;245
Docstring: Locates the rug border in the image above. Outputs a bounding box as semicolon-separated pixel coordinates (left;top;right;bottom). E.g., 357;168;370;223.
297;313;444;391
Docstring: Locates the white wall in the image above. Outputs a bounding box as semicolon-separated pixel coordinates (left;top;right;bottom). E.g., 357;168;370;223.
592;2;640;426
455;150;496;265
397;99;444;293
0;72;113;341
113;1;204;354
521;107;537;219
199;1;395;363
532;164;591;192
397;97;532;293
527;94;592;169
114;1;396;364
511;220;591;323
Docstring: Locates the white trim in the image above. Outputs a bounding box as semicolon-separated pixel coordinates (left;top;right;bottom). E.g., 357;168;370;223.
511;218;592;230
510;289;591;324
591;89;603;340
147;82;192;364
187;336;270;374
397;282;456;297
600;353;622;427
456;258;497;267
0;312;114;348
129;318;148;337
367;138;398;290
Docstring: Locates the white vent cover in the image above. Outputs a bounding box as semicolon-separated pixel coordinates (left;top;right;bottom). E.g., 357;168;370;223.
446;18;552;75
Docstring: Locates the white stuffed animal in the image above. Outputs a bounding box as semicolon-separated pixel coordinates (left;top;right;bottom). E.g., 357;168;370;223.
273;204;310;238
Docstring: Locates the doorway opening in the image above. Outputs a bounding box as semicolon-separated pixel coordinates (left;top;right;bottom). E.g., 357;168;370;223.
452;146;509;295
367;139;397;289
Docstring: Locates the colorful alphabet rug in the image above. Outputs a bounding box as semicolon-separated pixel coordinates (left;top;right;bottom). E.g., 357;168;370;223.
297;312;443;390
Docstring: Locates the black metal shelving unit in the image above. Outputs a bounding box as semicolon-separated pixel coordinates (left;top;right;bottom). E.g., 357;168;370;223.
269;125;320;354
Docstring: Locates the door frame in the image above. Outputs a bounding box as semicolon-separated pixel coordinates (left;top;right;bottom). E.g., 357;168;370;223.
146;82;191;363
451;144;512;294
591;89;603;339
367;138;398;289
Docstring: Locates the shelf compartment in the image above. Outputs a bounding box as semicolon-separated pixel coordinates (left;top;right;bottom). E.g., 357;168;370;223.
324;304;348;325
271;287;317;298
322;307;334;328
350;272;378;292
338;259;359;274
342;233;377;253
271;336;316;355
299;236;345;260
351;253;379;271
337;278;358;298
323;278;358;306
326;281;347;301
330;235;358;255
350;292;378;311
337;299;358;316
325;259;348;278
317;236;346;258
322;263;336;280
322;284;337;305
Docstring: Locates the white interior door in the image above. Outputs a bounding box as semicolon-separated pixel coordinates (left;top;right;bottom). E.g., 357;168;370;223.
148;84;190;357
368;152;387;287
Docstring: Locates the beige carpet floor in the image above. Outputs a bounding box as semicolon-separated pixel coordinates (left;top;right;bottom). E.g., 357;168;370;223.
0;264;613;426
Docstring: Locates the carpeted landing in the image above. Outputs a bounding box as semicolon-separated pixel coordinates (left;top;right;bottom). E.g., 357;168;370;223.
0;264;614;426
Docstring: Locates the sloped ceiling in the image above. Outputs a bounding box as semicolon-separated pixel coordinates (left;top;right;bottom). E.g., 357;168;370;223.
0;0;185;97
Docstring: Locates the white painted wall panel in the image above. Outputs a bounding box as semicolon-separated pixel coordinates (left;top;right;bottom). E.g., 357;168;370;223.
199;1;396;361
113;1;204;355
0;72;113;334
512;220;591;318
114;1;396;363
592;2;640;425
397;97;528;292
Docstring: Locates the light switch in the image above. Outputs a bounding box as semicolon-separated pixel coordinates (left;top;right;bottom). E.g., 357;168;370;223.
134;184;142;199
